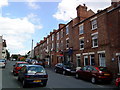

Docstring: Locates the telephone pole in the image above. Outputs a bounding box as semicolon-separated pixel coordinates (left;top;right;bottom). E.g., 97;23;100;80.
31;39;33;58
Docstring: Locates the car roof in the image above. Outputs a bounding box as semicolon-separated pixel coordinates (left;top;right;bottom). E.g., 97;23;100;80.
16;61;28;64
0;59;6;61
25;65;43;67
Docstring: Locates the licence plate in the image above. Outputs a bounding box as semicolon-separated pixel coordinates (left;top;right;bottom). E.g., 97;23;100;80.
104;74;110;76
33;80;41;82
71;71;75;73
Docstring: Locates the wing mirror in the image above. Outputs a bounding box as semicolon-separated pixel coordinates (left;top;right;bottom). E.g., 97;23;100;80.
13;65;15;67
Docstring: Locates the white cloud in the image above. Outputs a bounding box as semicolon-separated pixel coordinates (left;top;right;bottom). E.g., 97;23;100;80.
28;2;40;9
26;13;43;30
0;17;36;55
0;0;8;7
53;0;111;21
5;13;11;16
26;0;40;9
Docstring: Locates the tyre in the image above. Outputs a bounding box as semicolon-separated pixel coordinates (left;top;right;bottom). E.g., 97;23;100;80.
118;83;120;88
17;76;20;81
22;80;27;88
63;71;66;75
13;71;17;76
2;66;5;68
42;82;47;87
75;73;79;79
54;69;57;73
91;77;96;84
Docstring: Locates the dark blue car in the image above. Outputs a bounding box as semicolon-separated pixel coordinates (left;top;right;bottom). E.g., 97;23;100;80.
18;65;48;87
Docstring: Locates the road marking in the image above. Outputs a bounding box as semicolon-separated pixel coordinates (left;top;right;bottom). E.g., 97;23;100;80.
49;88;55;90
13;76;18;80
97;85;104;88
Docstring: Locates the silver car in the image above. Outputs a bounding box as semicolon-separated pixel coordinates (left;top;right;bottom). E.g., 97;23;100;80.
0;59;6;68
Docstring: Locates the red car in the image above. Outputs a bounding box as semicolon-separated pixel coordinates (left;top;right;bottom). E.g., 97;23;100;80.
115;77;120;88
75;65;113;84
13;61;29;76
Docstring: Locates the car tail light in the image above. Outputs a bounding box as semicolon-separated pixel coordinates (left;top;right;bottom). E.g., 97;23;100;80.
99;71;104;75
116;78;120;82
25;75;30;78
43;75;48;78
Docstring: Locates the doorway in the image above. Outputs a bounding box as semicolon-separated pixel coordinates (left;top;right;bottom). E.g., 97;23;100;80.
118;56;120;73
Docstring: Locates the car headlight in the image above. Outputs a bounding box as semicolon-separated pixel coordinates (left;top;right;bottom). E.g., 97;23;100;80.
66;69;71;71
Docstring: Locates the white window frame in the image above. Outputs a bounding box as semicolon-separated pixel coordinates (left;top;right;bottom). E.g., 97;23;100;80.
99;53;106;67
66;38;69;49
51;43;54;50
66;25;69;35
61;40;63;49
61;29;63;38
76;54;81;67
47;38;49;44
52;34;54;41
56;43;59;52
79;24;84;35
79;38;84;50
92;34;98;48
90;54;95;66
57;32;59;40
91;19;97;30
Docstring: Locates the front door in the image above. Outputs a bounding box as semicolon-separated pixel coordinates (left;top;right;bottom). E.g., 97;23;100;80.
84;56;88;66
76;54;81;67
99;53;106;67
118;56;120;73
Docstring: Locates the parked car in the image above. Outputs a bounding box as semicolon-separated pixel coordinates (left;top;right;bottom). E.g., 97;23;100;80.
13;61;29;76
115;77;120;88
75;65;113;84
34;61;45;68
0;59;6;68
18;65;48;88
34;61;42;65
54;63;76;75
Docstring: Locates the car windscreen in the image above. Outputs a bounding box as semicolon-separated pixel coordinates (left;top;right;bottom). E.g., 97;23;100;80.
27;66;45;74
0;60;5;62
64;64;75;68
37;61;42;63
18;63;28;67
99;67;108;72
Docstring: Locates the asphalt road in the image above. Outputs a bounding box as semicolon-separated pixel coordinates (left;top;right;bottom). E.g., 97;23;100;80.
1;61;117;90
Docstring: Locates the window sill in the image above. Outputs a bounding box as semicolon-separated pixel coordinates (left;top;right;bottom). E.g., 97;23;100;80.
92;46;98;48
79;33;84;35
91;27;97;30
80;48;84;50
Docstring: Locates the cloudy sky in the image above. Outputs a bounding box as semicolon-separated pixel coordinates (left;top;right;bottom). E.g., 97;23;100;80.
0;0;111;55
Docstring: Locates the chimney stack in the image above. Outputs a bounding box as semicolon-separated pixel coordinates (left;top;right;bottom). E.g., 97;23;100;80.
111;0;120;7
59;24;65;29
76;4;94;21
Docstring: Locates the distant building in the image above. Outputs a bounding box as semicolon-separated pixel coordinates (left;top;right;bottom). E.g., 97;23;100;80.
0;36;7;60
0;36;2;59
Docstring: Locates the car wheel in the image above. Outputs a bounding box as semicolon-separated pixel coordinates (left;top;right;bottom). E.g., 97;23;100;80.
63;71;66;75
42;82;47;87
22;80;27;88
13;72;17;76
118;83;120;88
91;77;96;84
17;76;20;81
54;69;57;73
75;73;79;79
